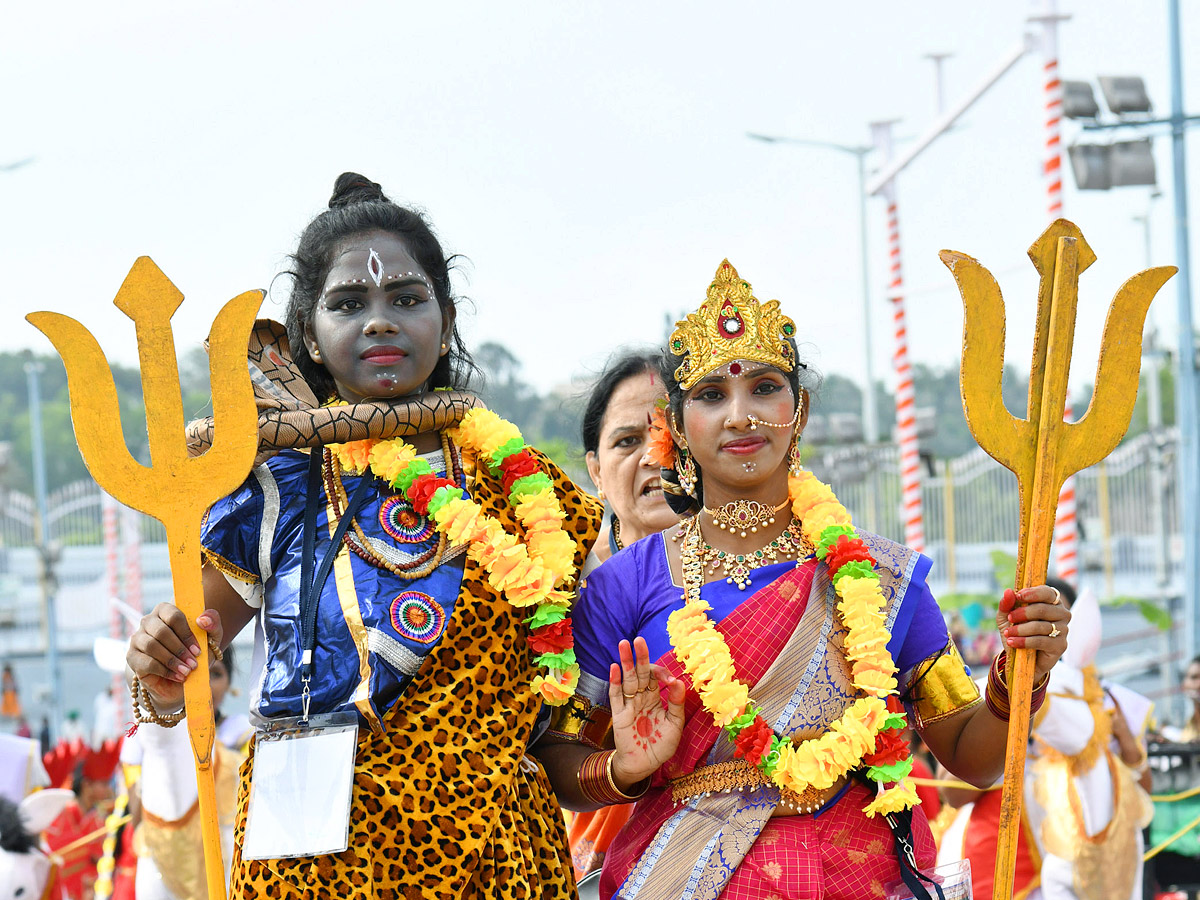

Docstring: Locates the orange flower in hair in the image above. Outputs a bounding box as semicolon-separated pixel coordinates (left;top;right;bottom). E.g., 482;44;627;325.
646;407;677;469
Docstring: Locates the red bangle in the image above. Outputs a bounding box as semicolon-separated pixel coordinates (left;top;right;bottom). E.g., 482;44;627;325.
985;652;1049;722
578;751;648;806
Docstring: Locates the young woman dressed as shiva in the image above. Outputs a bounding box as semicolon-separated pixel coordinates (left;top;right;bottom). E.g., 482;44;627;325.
124;173;602;899
538;260;1072;900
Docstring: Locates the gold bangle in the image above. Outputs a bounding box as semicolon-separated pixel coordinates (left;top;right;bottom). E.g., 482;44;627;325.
606;751;650;803
578;750;649;806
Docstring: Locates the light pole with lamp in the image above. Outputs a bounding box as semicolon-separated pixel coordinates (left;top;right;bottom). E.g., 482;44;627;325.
746;132;880;532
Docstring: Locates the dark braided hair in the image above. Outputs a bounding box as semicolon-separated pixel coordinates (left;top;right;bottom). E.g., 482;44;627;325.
284;173;478;398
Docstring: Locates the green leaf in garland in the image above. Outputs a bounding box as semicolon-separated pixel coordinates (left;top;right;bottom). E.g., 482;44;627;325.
760;736;786;777
426;484;464;517
393;458;433;493
831;560;877;584
816;524;857;558
882;711;908;731
526;604;568;628
866;757;914;783
509;472;553;500
724;705;761;737
489;436;527;469
535;648;577;669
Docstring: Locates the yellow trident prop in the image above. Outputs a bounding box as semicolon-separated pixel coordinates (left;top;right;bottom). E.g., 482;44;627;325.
27;259;262;900
941;220;1174;899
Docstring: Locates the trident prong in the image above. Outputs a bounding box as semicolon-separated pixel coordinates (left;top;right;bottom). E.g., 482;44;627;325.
941;219;1174;900
26;257;262;900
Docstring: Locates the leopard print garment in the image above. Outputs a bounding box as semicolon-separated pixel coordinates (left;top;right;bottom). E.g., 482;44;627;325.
227;449;602;899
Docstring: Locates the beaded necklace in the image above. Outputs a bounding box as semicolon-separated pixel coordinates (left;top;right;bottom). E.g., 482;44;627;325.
323;435;463;580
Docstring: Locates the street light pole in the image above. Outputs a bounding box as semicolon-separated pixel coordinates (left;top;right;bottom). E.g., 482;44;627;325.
746;133;880;532
1168;0;1199;669
24;358;61;737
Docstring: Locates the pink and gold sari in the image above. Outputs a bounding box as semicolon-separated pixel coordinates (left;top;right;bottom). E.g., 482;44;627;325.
593;535;937;900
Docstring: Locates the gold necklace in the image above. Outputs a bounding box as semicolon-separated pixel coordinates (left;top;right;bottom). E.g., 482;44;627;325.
703;497;790;538
675;514;812;591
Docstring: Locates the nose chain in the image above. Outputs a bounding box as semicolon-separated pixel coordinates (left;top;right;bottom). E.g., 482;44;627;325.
745;394;804;431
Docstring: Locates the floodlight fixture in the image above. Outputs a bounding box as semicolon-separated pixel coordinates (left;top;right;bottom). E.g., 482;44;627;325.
1068;144;1113;190
1109;139;1157;186
1097;76;1153;115
1062;80;1100;119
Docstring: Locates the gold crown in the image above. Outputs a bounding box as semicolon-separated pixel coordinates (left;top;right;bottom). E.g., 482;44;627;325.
668;260;796;389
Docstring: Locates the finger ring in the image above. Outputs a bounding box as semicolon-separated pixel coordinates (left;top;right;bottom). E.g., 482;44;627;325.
1049;624;1061;638
1049;588;1062;606
622;691;637;699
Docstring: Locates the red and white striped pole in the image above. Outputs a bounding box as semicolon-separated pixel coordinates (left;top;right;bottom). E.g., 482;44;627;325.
1036;0;1078;582
101;491;125;730
886;194;925;554
1042;26;1064;219
872;121;925;553
1053;443;1079;581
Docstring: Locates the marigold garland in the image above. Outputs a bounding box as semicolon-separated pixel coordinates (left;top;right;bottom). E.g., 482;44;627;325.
666;469;917;816
328;408;581;705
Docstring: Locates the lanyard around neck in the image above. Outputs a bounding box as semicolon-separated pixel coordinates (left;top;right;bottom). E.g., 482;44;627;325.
299;448;372;720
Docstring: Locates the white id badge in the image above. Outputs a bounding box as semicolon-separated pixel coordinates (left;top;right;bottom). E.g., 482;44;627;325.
242;710;358;860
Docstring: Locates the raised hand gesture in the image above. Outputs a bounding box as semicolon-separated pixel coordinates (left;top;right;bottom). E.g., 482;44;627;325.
608;637;687;793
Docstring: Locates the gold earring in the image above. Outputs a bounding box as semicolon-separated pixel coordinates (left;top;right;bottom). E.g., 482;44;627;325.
597;488;606;501
441;342;448;351
677;447;698;497
788;432;803;478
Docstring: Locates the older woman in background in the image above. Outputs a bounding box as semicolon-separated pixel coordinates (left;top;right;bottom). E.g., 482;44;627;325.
568;351;681;883
582;351;680;565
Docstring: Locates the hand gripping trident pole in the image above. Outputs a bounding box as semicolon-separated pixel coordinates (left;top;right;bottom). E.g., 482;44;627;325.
941;220;1173;900
27;258;262;900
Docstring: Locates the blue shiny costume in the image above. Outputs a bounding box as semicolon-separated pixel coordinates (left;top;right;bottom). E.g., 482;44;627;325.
201;447;465;724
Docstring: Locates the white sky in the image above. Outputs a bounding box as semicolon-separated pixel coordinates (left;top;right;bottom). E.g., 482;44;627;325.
2;0;1196;407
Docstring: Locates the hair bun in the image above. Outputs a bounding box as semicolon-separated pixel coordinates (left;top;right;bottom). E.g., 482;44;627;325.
328;172;389;209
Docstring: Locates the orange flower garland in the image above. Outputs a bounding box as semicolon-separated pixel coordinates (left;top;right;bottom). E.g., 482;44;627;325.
667;469;919;816
329;408;581;705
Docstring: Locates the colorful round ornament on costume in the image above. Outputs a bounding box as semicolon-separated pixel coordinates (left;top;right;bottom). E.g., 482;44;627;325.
379;495;436;544
390;591;446;644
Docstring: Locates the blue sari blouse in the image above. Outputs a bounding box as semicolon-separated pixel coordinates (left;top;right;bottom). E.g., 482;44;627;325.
201;447;466;724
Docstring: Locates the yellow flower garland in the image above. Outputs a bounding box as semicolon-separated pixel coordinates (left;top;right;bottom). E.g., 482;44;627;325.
667;469;919;816
328;408;582;704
